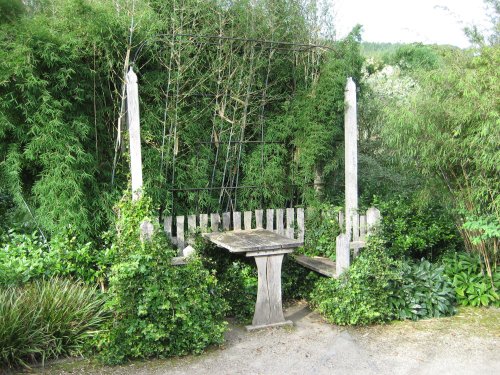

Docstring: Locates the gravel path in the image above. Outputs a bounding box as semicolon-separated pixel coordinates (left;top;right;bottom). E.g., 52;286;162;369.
29;302;500;375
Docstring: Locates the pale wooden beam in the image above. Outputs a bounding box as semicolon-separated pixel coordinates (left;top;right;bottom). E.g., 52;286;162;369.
344;77;358;241
126;67;143;201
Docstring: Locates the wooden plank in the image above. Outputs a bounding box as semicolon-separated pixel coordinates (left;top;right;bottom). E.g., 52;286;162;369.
246;248;294;257
251;255;286;327
244;211;252;230
266;255;286;324
164;216;173;240
266;209;274;231
350;240;366;249
126;67;143;201
352;212;359;241
359;215;367;240
187;215;197;233
293;255;337;278
276;209;284;236
222;212;231;231
199;214;208;232
345;77;358;243
297;207;305;241
338;211;344;230
233;211;241;230
211;213;220;232
286;207;294;239
176;215;185;251
203;229;303;252
255;209;263;229
366;207;381;234
171;256;187;266
336;233;350;275
253;256;271;326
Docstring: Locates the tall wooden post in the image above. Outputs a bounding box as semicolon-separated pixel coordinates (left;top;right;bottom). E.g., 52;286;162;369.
344;77;358;242
126;67;143;201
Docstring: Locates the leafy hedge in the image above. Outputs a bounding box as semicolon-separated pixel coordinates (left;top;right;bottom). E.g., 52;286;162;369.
375;194;461;260
0;229;110;287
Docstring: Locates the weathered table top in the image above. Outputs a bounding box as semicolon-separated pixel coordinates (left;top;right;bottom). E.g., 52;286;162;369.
203;229;303;253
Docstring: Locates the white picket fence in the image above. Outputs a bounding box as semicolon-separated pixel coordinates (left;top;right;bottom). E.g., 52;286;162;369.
163;206;381;254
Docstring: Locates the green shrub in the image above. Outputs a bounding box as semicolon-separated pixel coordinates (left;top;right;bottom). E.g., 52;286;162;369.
442;252;499;307
375;194;460;260
389;260;456;320
96;194;228;364
310;236;401;325
0;229;109;287
0;277;108;370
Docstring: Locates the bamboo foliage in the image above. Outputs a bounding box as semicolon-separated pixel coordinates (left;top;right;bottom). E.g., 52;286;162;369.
0;0;362;240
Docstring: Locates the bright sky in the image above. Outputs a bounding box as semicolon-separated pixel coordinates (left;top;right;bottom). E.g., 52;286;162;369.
334;0;491;47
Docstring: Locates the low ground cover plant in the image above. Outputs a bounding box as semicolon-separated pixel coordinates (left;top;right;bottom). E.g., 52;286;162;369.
442;252;499;307
389;260;456;320
0;277;108;370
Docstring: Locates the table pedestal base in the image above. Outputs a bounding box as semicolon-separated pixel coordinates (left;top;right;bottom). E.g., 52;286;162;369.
245;251;292;331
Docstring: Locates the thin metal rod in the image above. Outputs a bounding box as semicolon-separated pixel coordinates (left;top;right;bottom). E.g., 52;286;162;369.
168;185;259;192
195;140;284;144
132;33;336;63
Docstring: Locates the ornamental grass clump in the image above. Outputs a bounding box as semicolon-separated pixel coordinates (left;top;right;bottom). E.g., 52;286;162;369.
0;277;108;370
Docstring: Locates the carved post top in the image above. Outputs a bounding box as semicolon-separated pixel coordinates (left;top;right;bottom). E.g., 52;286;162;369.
126;66;138;84
345;77;355;92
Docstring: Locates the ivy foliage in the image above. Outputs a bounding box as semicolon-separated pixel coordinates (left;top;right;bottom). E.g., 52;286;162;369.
97;193;227;364
0;229;110;287
310;237;401;325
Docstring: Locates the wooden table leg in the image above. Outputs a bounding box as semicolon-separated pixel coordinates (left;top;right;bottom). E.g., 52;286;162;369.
246;253;293;331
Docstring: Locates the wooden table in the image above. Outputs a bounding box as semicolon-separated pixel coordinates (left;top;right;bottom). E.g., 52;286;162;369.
203;229;303;331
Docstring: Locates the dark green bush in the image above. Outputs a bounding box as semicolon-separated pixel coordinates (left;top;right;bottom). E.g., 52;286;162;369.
388;260;456;320
310;236;402;325
442;252;499;307
375;194;461;260
96;194;228;364
0;277;108;370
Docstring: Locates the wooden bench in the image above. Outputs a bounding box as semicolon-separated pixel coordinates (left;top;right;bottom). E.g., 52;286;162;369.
163;206;381;329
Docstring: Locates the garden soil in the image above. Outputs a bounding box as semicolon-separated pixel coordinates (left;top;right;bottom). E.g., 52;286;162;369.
28;302;500;375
